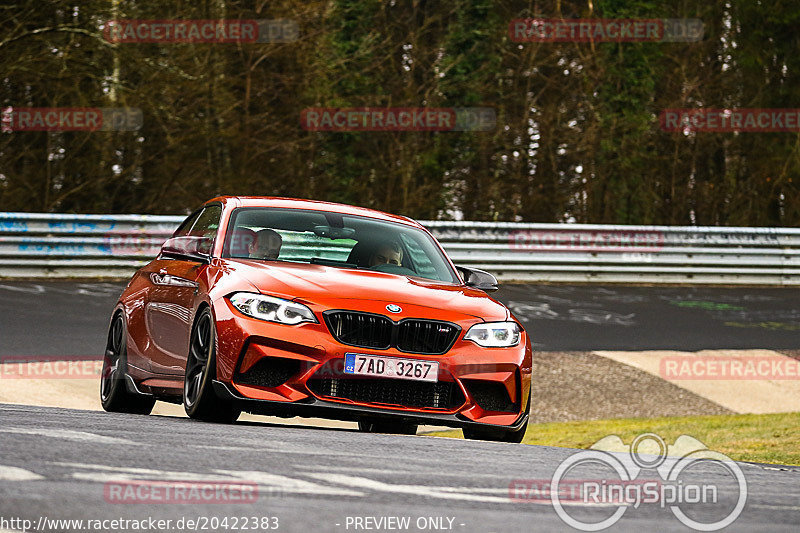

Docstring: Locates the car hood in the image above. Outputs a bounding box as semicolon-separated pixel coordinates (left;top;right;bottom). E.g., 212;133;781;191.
221;259;509;322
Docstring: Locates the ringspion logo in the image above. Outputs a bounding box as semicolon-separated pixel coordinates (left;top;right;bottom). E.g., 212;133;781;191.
542;433;747;531
1;107;142;132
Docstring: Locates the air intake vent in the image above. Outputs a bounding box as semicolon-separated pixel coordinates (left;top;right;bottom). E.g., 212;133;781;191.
234;357;301;388
308;377;464;410
463;379;517;412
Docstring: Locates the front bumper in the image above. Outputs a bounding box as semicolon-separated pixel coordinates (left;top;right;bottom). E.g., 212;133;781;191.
213;298;533;429
213;380;529;431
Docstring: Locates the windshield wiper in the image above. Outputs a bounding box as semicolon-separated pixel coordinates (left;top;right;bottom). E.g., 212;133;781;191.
309;257;359;268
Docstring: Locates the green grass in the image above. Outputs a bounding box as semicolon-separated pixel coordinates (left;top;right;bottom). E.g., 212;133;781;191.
429;412;800;466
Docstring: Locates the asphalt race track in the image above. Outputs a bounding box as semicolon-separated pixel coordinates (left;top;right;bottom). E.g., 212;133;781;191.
1;404;799;533
1;281;800;355
1;281;800;532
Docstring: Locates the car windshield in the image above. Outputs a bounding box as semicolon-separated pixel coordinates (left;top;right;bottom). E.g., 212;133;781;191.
222;207;459;283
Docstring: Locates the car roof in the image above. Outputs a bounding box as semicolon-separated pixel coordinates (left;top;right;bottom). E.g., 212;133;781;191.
207;196;423;228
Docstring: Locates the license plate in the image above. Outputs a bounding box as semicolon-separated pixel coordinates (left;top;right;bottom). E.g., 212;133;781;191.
344;353;438;382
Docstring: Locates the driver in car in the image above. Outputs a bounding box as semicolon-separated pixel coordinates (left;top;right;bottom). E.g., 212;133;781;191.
368;241;403;267
248;228;283;260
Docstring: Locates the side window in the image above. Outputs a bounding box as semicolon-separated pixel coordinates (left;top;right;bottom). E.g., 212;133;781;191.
169;205;222;260
173;210;202;237
187;205;222;240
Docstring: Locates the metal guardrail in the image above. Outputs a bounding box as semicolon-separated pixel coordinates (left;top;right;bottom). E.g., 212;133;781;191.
1;212;799;284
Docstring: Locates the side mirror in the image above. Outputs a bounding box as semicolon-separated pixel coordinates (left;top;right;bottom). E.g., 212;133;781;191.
160;236;212;263
456;265;499;292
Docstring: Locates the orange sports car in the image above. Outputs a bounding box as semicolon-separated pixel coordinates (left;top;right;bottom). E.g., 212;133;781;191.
101;197;532;441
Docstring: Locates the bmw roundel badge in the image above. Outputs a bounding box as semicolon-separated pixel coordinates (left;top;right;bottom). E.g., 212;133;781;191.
386;304;402;313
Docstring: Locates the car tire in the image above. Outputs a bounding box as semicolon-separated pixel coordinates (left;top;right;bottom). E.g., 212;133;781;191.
462;393;530;443
183;307;241;423
358;419;418;435
100;313;156;415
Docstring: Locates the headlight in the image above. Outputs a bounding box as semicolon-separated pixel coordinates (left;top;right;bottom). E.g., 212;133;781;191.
464;321;521;347
229;293;318;325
